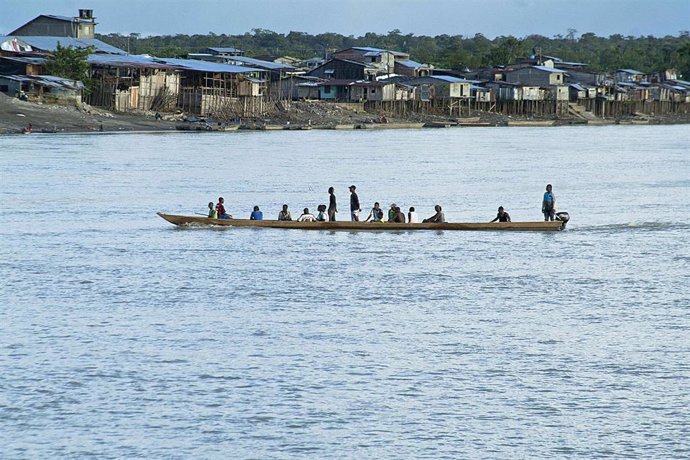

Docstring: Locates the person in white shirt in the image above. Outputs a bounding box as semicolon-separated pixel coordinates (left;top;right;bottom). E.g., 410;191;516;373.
408;206;418;223
315;204;328;221
297;207;316;222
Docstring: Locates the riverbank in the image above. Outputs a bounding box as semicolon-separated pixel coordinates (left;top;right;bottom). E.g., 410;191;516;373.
1;93;688;135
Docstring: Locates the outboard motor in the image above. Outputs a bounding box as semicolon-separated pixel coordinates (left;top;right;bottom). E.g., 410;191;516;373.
555;211;570;229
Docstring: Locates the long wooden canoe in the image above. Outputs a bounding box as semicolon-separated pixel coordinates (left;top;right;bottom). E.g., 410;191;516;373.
157;213;565;231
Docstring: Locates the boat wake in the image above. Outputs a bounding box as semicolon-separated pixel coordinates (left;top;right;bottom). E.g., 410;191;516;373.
572;221;690;232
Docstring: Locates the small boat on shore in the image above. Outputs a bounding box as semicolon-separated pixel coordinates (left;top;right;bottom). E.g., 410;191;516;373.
175;123;240;132
354;122;425;130
157;213;566;231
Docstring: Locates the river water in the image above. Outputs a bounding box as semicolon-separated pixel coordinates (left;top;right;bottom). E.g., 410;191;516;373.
1;125;689;458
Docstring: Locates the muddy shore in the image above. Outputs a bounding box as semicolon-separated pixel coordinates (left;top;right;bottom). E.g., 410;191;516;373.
1;93;688;135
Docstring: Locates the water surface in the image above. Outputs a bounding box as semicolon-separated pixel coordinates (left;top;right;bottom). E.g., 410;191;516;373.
1;126;689;458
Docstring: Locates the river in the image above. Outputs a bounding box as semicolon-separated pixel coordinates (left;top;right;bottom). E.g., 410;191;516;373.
1;125;689;458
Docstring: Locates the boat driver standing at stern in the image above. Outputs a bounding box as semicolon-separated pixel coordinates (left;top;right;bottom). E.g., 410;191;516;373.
542;184;556;221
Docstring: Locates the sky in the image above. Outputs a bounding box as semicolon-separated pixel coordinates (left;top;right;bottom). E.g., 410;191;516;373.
2;0;689;39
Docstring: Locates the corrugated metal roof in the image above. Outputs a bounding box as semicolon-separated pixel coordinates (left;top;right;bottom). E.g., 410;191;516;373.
155;57;262;74
0;36;126;54
42;14;92;23
351;80;391;87
333;58;377;68
532;65;565;73
353;46;386;53
616;69;644;75
0;56;46;65
352;46;407;56
88;54;176;69
430;75;470;83
0;74;84;89
317;79;358;86
396;59;426;69
226;55;295;71
208;47;243;54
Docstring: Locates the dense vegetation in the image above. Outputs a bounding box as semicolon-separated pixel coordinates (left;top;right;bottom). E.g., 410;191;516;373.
98;30;690;77
45;43;95;93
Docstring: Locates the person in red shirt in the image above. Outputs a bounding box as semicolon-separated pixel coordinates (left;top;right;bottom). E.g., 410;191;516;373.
216;197;232;219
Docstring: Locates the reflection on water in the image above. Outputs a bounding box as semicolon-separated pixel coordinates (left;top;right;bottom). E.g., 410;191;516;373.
1;126;689;458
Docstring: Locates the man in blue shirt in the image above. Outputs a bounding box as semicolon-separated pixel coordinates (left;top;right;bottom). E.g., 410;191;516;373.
250;205;263;220
542;184;556;221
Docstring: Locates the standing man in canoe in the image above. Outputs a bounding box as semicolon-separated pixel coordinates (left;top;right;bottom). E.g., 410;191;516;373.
328;187;337;221
349;185;361;221
542;184;556;221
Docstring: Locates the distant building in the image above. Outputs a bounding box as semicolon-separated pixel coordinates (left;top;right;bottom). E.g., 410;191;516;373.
564;69;608;86
314;79;408;102
330;46;411;76
9;9;97;39
394;59;432;77
505;65;566;86
308;58;377;81
614;69;646;83
205;47;245;57
401;75;471;100
0;74;84;103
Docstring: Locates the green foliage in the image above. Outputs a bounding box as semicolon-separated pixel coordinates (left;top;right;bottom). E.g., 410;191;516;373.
96;30;690;75
45;43;92;81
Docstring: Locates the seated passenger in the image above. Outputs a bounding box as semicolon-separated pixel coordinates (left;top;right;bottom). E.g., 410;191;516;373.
388;206;406;223
250;205;263;220
490;206;511;223
365;202;384;222
297;207;316;222
216;197;232;219
316;204;328;222
408;206;418;223
208;201;218;219
278;204;292;221
423;205;445;223
388;203;397;221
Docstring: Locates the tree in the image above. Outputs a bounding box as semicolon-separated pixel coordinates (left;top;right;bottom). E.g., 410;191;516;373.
675;41;690;78
45;43;94;94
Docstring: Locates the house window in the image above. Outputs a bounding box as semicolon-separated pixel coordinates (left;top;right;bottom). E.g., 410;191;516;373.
371;88;376;94
324;86;331;93
556;74;561;81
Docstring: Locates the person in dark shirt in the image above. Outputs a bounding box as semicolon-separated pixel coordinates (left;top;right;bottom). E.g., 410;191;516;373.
349;185;361;221
490;206;511;222
328;187;337;221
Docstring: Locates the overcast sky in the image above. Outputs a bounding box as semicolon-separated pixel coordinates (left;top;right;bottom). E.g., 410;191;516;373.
2;0;689;38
